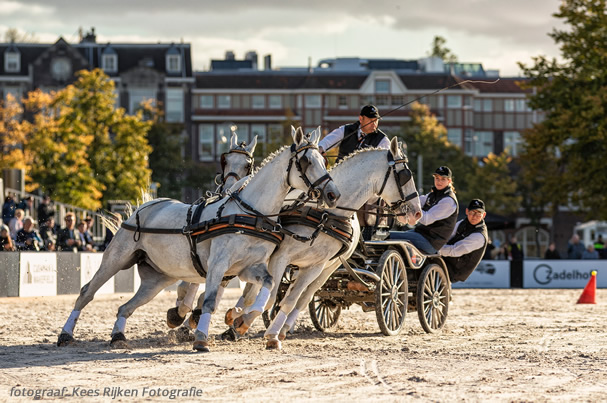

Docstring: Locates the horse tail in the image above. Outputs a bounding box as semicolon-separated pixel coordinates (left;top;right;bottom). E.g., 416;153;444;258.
98;211;123;235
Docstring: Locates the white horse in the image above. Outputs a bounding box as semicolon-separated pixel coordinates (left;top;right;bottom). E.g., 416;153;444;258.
221;138;422;349
167;132;257;329
57;126;340;352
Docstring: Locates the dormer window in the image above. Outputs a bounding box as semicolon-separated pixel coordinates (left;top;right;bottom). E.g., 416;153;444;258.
4;45;20;73
101;45;118;73
166;45;181;73
51;57;72;81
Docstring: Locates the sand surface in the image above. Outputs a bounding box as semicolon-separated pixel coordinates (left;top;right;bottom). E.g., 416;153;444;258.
0;288;605;402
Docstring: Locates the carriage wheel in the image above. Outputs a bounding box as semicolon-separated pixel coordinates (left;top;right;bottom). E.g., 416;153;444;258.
309;296;342;332
374;250;408;336
416;263;450;333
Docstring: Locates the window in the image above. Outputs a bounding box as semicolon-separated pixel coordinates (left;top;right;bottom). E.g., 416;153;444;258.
483;99;493;112
217;95;231;109
504;131;521;156
252;95;265;109
447;95;462;109
4;52;20;73
129;88;156;114
268;124;283;148
515;99;527;112
102;54;117;73
338;95;347;109
375;79;390;94
375;95;389;106
504;99;515;112
199;95;213;108
269;95;282;109
471;131;494;157
447;128;462;147
165;88;184;123
199;124;214;161
166;54;181;73
51;57;72;81
305;95;321;108
391;95;405;107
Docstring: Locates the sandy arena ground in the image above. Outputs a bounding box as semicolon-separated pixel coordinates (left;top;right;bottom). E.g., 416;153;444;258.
0;287;605;402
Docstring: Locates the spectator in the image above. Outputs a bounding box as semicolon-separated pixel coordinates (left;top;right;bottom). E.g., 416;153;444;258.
37;194;55;226
1;224;15;251
77;221;96;252
594;234;606;259
39;217;58;249
8;209;25;240
16;196;34;218
544;242;561;259
83;216;96;248
507;235;524;261
56;213;81;252
15;217;42;251
567;234;585;259
581;244;599;260
483;237;496;260
2;194;16;224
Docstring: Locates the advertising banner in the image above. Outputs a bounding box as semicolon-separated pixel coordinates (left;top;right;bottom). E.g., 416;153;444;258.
452;260;510;289
19;253;57;297
524;260;607;288
80;253;114;294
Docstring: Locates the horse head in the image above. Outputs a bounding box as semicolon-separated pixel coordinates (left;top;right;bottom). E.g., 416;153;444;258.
380;137;422;226
217;132;257;193
289;126;341;208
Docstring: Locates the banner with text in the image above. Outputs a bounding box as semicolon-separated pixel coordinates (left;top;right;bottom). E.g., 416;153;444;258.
19;252;57;297
80;253;114;294
451;260;510;289
523;260;606;288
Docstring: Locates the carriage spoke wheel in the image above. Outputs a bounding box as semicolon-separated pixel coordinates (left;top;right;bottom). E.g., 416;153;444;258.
374;250;407;336
416;263;450;333
309;296;341;332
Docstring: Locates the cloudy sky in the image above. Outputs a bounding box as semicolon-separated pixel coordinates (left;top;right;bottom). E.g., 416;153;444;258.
1;0;565;76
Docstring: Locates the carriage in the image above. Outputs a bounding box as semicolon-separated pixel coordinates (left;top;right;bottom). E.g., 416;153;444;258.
264;226;452;336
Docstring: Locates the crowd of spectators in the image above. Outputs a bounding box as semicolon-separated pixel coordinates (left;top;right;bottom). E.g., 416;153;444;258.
1;194;100;253
483;233;607;260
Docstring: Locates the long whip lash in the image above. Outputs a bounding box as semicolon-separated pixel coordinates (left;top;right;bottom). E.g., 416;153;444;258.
323;78;500;154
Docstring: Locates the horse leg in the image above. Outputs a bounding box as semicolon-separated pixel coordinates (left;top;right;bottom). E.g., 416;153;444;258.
110;263;177;348
167;282;200;328
57;237;138;346
279;259;341;340
230;263;274;337
224;282;256;326
193;261;231;353
265;264;326;350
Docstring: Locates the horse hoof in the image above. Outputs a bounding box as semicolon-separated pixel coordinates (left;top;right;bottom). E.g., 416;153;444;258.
188;309;201;329
278;333;286;341
57;332;75;347
224;308;236;326
220;327;240;342
110;332;129;349
176;326;194;343
193;340;210;353
266;339;282;350
166;307;186;329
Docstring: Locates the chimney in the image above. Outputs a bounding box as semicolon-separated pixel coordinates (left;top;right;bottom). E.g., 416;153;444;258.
264;54;272;71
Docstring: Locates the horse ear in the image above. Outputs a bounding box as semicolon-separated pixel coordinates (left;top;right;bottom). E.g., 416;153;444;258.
246;135;258;154
230;131;238;148
389;137;399;159
308;126;321;145
292;126;304;146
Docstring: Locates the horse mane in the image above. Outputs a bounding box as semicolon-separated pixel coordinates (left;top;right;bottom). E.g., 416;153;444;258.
328;146;386;172
240;144;290;188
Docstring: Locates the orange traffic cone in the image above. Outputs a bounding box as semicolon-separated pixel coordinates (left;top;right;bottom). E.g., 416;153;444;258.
577;271;597;304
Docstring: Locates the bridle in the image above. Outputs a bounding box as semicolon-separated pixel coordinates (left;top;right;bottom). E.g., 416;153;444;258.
377;151;419;217
286;143;333;201
216;142;254;187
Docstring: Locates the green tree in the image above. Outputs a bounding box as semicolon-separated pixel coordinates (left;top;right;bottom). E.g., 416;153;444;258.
23;89;103;208
428;35;458;63
0;94;27;172
400;102;473;196
464;152;521;216
518;0;607;219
